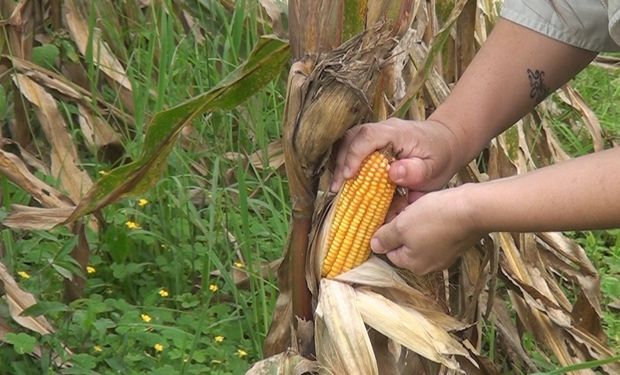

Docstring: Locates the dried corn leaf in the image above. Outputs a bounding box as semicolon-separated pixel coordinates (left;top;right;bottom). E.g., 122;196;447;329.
1;139;50;175
13;74;94;202
5;0;33;60
0;149;72;208
224;139;285;172
210;259;281;290
77;104;123;162
355;288;469;371
246;348;320;374
394;0;469;116
9;56;132;124
557;85;604;151
0;262;55;335
334;257;468;332
63;0;132;92
481;294;538;372
498;232;598;371
315;279;378;375
3;205;75;230
259;0;288;39
593;54;620;69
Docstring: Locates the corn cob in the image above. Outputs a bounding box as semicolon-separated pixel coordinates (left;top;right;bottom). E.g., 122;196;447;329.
321;150;396;278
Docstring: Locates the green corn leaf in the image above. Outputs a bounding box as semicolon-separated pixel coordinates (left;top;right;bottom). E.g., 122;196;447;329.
64;35;290;224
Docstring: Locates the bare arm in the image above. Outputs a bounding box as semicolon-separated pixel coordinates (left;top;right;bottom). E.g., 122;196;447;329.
430;18;597;169
470;148;620;233
332;18;596;193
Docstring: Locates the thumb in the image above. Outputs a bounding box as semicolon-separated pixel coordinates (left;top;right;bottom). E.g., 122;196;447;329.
370;220;403;255
388;158;430;189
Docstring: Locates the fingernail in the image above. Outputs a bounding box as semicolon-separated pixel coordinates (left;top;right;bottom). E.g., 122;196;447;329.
343;166;352;179
330;179;339;192
370;237;381;253
392;165;405;181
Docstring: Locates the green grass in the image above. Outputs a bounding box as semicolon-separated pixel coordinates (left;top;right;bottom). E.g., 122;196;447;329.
1;1;286;373
0;2;618;374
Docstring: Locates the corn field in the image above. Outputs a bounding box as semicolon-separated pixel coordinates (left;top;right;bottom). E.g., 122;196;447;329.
0;0;618;373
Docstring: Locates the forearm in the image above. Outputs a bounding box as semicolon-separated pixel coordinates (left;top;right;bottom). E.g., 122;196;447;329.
429;18;597;171
466;148;620;233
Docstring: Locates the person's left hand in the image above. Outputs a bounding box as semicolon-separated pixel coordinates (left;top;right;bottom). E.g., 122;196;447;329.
370;184;484;275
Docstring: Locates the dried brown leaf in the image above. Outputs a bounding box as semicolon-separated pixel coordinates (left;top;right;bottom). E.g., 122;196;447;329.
63;0;132;91
315;279;378;375
558;85;604;152
77;104;123;163
334;257;468;333
0;262;55;335
0;149;73;208
224;140;285;172
355;288;469;371
210;259;281;290
245;348;320;375
259;0;288;39
3;205;74;230
482;294;538;372
13;74;94;202
10;56;132;124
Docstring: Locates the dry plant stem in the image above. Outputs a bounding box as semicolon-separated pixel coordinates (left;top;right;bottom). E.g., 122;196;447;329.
280;61;316;352
455;0;477;78
50;0;63;30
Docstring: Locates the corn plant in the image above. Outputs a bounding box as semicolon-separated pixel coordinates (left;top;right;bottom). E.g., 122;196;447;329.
0;0;617;373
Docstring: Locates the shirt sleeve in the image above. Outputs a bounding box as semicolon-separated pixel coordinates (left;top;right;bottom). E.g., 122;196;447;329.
500;0;620;52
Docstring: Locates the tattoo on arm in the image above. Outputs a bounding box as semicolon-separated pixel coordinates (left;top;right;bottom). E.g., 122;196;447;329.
527;68;549;102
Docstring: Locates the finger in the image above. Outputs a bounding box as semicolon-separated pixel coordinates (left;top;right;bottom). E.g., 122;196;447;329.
385;194;408;223
332;124;392;191
370;218;404;254
330;127;362;192
386;247;432;275
388;158;430;190
385;246;415;270
407;190;427;203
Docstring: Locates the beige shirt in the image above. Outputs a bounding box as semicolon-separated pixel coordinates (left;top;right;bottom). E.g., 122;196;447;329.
501;0;620;51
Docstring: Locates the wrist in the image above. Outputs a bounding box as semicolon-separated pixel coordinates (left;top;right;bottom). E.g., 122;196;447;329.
453;182;489;235
426;114;469;176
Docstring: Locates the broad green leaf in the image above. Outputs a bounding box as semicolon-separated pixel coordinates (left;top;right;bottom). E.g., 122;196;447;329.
32;44;60;70
4;332;37;355
65;35;290;223
21;302;69;317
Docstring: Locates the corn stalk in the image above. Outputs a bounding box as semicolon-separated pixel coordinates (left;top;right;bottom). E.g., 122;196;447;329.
255;0;619;373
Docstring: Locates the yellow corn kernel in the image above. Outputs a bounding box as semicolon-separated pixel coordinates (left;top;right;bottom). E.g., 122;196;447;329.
321;151;396;278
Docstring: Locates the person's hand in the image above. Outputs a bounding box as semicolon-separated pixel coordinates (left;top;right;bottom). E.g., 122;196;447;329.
370;184;483;275
330;118;463;195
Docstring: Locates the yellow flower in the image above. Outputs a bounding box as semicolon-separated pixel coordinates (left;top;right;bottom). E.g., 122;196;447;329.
94;345;103;352
158;289;169;297
17;271;30;279
141;313;152;323
214;335;224;343
86;266;96;274
125;221;141;230
154;343;164;352
98;170;109;176
137;198;149;207
209;284;219;293
234;261;244;268
236;349;248;358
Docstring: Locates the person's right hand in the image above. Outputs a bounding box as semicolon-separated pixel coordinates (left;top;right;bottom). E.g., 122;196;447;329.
330;118;463;197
